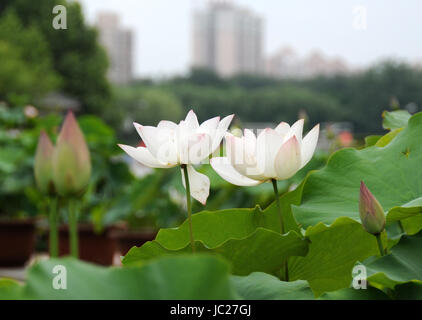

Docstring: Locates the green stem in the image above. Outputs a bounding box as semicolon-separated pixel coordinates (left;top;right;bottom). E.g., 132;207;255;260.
182;165;196;253
271;179;284;234
271;179;288;281
49;197;58;257
68;199;79;258
375;233;385;256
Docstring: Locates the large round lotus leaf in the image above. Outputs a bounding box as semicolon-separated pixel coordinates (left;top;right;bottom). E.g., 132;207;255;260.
293;112;422;229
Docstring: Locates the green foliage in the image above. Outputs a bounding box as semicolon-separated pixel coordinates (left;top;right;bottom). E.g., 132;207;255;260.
364;232;422;291
2;256;236;299
231;272;388;300
161;83;340;129
289;217;385;296
302;61;422;133
0;11;59;104
382;110;412;130
114;86;183;130
0;0;113;123
0;279;22;300
293;112;422;228
0;105;61;218
231;274;315;300
123;228;308;276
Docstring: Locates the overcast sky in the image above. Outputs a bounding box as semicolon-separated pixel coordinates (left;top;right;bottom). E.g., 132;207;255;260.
78;0;422;77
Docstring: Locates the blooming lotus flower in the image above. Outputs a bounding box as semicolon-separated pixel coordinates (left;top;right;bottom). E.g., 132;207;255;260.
359;181;386;235
53;111;91;197
118;110;234;204
210;119;319;186
34;130;55;195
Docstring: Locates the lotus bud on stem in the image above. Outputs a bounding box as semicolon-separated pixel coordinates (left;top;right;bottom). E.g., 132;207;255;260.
359;181;387;256
34;130;59;257
53;111;91;258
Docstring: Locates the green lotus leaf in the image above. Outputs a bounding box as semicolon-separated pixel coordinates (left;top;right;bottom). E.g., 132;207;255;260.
382;110;411;130
288;217;385;297
293;112;422;229
364;231;422;291
123;228;309;277
0;255;236;300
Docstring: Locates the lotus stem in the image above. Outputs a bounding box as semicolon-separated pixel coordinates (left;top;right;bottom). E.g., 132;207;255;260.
49;197;58;257
271;179;288;281
271;179;284;234
68;198;79;258
375;233;385;257
182;164;196;253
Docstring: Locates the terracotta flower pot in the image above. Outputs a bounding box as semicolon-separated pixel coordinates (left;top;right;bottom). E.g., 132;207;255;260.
58;224;117;266
110;227;157;256
0;219;36;267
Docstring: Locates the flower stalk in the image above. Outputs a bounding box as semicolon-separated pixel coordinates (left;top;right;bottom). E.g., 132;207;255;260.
68;198;79;258
375;233;385;257
271;179;284;234
271;179;289;281
49;197;58;257
182;164;196;253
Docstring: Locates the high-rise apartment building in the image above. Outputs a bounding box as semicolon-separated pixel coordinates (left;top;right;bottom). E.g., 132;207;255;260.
192;1;263;77
96;12;133;85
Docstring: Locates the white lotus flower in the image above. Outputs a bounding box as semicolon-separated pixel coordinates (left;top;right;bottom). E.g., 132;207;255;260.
118;110;234;204
210;119;319;186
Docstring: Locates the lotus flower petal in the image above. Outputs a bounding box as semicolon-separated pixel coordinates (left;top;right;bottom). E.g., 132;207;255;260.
211;114;234;152
118;144;174;168
212;119;319;186
274;136;301;180
275;122;290;137
256;128;284;178
185;109;200;130
210;157;262;186
300;124;319;168
181;165;210;205
285;119;304;143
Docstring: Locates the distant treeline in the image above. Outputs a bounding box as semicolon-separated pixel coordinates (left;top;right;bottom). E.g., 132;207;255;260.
116;61;422;137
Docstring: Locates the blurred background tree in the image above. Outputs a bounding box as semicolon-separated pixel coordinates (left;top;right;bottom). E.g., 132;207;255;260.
0;11;59;105
0;0;118;126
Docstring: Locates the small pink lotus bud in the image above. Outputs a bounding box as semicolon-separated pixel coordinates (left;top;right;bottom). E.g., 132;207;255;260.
34;130;55;195
359;181;386;235
53;111;91;197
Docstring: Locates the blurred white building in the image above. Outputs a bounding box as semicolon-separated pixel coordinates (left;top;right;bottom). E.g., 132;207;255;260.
192;0;263;77
96;12;133;84
266;47;349;79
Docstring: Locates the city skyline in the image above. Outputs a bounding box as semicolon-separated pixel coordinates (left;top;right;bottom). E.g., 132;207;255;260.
79;0;422;77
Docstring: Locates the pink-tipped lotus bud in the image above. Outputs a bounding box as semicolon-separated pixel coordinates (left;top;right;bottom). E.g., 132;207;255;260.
359;181;386;235
53;111;91;197
34;130;55;195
